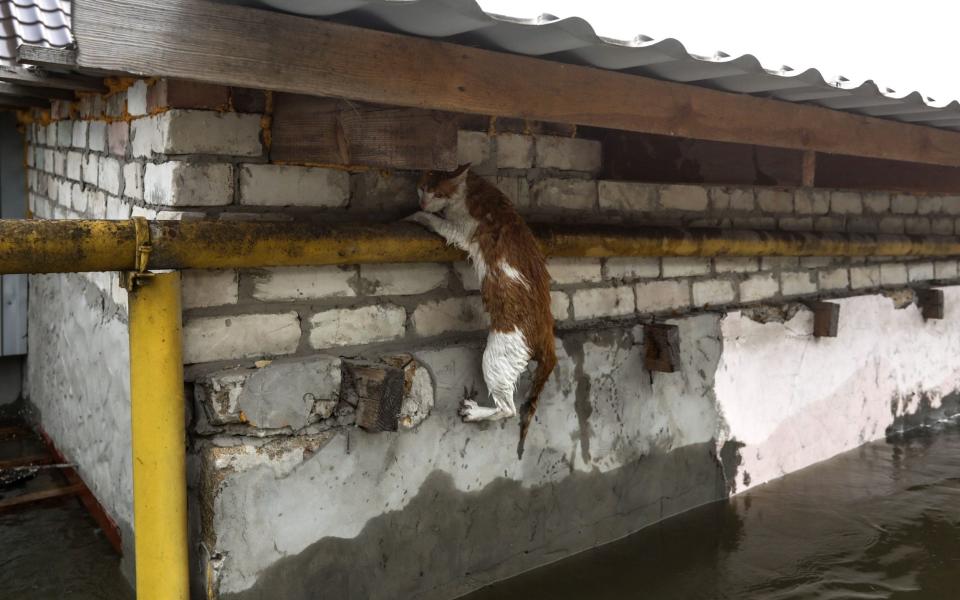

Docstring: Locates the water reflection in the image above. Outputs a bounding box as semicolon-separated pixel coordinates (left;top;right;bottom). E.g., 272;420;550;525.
463;423;960;600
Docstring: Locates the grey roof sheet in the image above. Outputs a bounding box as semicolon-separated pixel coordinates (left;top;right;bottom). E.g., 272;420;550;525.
234;0;960;132
0;0;72;66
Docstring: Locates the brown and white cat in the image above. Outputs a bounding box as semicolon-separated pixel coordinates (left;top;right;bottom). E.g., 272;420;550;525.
407;164;556;459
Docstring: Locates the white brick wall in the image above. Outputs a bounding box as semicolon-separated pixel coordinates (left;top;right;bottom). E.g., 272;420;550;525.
457;131;491;169
182;270;239;309
239;164;349;208
692;280;736;307
252;266;356;301
531;179;597;211
144;162;233;206
850;265;881;289
603;257;659;280
184;312;301;363
98;157;122;195
714;257;759;273
360;263;448;296
880;263;908;286
547;258;603;285
635;280;690;313
535;136;601;172
550;291;571;321
598;181;655;212
496;133;533;169
571;286;634;320
739;273;779;302
935;260;959;280
122;163;143;200
412;296;489;337
818;268;849;291
660;185;709;211
661;257;710;278
907;262;935;282
781;272;817;296
132;110;262;157
309;304;406;348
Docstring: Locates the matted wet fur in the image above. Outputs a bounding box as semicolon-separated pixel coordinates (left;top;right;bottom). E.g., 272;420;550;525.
407;164;556;459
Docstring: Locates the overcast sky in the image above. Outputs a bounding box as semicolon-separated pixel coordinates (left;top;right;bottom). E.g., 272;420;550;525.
477;0;959;105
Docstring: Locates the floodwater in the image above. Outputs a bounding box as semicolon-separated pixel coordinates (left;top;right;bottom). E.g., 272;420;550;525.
464;419;960;600
3;421;959;600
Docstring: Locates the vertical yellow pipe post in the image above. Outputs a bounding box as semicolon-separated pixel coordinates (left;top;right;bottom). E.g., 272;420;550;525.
128;272;189;599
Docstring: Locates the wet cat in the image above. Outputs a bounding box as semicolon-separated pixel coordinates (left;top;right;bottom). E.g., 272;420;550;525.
407;164;556;459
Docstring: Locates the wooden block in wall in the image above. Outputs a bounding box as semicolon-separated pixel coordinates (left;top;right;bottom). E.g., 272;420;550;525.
811;301;840;338
644;323;681;373
341;360;404;433
916;289;944;320
271;93;458;170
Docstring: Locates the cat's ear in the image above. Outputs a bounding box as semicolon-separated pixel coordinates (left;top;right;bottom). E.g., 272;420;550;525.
451;163;471;182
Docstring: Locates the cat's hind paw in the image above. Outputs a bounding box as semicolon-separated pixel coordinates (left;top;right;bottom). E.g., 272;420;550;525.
459;399;499;422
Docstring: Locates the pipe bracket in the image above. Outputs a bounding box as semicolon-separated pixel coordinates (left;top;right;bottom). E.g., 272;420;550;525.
120;217;154;291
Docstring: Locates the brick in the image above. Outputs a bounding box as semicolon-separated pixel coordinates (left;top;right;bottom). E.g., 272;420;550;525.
880;263;908;286
731;216;777;230
905;217;931;234
661;257;710;277
530;178;597;211
660;185;709;211
495;133;533;169
757;189;793;213
550;291;570;321
846;218;879;233
598;181;655;212
360;263;448;295
635;280;690;313
184;312;301;364
814;216;844;232
44;123;56;146
891;194;918;214
70;183;85;213
713;257;758;273
43;149;53;173
144;162;234;206
411;296;488;337
156;210;206;220
238;164;349;207
692;279;736;307
728;188;755;211
105;194;132;220
182;270;239;309
147;79;230;111
65;151;81;180
230;87;268;113
942;196;960;216
53;150;65;176
457;130;492;172
907;262;935;282
105;93;125;119
779;217;813;231
781;272;817;296
935;260;959;279
849;265;881;289
122;162;143;200
547;257;603;284
107;121;129;156
917;196;942;215
126;80;148;116
87;190;107;218
82;153;99;186
482;175;526;208
818;268;849;291
454;261;480;291
800;257;832;269
71;120;87;148
862;192;891;214
56;120;73;147
878;216;905;234
603;257;659;280
132;110;262;157
830;191;862;214
534;135;601;172
252;266;356;301
740;273;779;302
57;179;71;206
98;156;122;195
932;218;954;236
88;121;106;152
571;286;634;320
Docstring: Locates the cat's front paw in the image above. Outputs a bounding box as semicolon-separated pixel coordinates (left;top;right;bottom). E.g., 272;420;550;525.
404;211;433;227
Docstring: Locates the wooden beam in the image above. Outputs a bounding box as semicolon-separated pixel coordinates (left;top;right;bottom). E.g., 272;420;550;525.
74;0;960;167
0;82;75;101
271;94;457;169
802;151;817;187
643;324;681;373
916;289;944;320
816;153;960;195
811;301;840;338
17;45;77;69
0;65;105;93
0;482;84;511
0;454;52;469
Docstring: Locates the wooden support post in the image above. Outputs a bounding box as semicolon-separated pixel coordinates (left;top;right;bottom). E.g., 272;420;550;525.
811;301;840;337
643;323;681;373
916;289;944;320
802;150;817;187
341;360;404;432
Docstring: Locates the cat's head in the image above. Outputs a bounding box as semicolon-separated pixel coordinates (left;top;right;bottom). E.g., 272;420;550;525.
417;164;470;213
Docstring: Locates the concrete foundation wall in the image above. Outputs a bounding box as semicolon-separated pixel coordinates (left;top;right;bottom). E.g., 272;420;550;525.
19;78;960;598
0;355;22;406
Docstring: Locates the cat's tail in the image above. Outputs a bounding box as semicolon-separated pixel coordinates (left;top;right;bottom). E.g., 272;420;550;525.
517;344;557;460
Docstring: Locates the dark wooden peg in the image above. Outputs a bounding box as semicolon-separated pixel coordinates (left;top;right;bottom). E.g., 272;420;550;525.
644;323;681;373
811;301;840;338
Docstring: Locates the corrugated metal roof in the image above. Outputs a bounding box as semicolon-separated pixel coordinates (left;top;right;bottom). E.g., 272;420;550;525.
232;0;960;132
0;0;72;66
